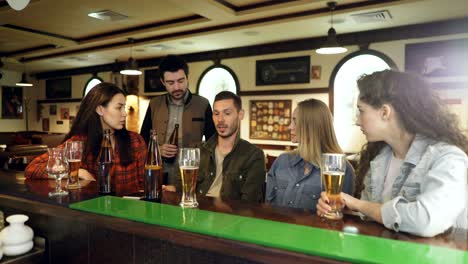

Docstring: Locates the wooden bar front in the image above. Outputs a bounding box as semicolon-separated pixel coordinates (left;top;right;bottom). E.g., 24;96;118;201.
0;170;465;263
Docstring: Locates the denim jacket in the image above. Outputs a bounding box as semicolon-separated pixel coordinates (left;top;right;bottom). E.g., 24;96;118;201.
362;135;468;237
266;153;354;211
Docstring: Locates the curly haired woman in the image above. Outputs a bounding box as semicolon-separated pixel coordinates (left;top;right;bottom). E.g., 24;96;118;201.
317;70;467;237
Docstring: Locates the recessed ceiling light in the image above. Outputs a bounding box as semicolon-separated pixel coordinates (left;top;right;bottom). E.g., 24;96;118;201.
148;44;173;50
243;31;259;36
88;10;128;21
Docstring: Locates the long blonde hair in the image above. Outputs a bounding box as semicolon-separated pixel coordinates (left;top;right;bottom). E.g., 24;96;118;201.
295;99;343;166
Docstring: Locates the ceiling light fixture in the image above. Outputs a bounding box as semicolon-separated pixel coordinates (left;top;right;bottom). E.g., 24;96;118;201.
120;38;142;76
316;1;347;55
16;58;33;87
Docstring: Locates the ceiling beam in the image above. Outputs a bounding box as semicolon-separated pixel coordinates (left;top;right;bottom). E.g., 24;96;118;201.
166;0;236;20
35;17;468;79
1;24;77;47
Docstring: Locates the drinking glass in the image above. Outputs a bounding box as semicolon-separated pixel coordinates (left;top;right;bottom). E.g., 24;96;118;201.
178;148;200;208
65;141;83;189
47;147;69;197
321;153;346;220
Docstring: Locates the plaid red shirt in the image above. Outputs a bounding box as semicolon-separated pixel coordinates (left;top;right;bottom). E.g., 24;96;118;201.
25;132;147;195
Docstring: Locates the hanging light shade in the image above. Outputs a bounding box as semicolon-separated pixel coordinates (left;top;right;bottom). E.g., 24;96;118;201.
16;72;33;87
120;38;142;75
16;59;33;87
316;1;347;55
120;57;142;75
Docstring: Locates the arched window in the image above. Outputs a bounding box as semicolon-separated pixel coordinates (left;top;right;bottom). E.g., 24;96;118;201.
83;76;103;96
197;65;239;107
330;50;396;153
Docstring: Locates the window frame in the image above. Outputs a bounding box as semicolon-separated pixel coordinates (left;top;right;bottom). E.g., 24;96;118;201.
196;64;240;96
329;49;397;113
83;76;104;97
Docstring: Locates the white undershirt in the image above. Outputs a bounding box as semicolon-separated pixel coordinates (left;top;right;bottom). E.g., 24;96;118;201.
382;154;404;202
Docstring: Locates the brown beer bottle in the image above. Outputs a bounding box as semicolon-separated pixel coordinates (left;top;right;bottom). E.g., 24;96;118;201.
97;129;114;195
144;129;163;201
164;123;179;163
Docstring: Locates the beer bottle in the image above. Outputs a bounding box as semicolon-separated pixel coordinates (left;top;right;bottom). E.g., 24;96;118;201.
97;129;114;195
164;123;179;163
144;129;163;201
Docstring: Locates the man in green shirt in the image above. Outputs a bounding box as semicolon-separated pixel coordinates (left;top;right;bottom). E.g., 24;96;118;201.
170;91;266;202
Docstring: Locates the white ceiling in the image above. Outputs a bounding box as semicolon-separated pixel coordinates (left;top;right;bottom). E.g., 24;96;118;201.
1;0;468;73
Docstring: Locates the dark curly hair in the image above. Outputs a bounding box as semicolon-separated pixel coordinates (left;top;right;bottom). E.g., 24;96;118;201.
354;70;468;197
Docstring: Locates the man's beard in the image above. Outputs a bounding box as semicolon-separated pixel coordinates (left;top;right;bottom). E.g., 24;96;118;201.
218;123;239;139
169;84;188;100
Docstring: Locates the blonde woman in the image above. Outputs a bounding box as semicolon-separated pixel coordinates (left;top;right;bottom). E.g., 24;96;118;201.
266;99;354;211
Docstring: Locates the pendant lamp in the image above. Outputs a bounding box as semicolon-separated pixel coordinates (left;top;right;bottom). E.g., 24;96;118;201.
316;1;347;55
16;58;33;87
120;38;142;75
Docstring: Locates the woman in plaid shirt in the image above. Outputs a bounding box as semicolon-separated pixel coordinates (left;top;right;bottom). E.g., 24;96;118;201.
25;83;146;195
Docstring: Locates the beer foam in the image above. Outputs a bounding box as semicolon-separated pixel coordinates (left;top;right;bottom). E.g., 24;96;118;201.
180;166;198;170
322;171;345;176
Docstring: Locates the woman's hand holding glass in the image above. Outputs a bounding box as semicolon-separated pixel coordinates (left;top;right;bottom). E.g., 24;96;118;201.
317;192;361;217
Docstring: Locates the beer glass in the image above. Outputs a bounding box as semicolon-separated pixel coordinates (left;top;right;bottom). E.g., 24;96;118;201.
178;148;200;208
321;153;346;220
47;147;69;197
65;141;83;189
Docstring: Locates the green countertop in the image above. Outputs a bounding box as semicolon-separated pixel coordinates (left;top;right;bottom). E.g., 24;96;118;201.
70;196;467;264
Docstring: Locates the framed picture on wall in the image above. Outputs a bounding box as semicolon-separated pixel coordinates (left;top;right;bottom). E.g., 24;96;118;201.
249;100;292;141
60;107;70;120
405;38;468;77
144;68;166;93
311;65;321;80
42;118;50;131
1;86;23;119
256;56;310;85
49;105;57;115
124;75;139;95
46;77;72;99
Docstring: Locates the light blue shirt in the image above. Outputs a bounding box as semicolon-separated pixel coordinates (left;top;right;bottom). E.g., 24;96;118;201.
362;134;468;237
266;153;355;212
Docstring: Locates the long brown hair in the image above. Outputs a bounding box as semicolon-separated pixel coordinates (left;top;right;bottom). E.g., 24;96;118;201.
295;99;343;167
355;70;468;196
64;82;133;165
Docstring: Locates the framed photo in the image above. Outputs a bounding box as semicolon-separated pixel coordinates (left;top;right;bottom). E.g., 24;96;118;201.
42;118;50;131
249;100;292;141
311;65;321;80
124;75;139;95
60;107;70;120
49;105;57;115
256;56;310;85
46;77;71;99
432;82;468;130
1;86;23;119
405;38;468;77
144;68;166;93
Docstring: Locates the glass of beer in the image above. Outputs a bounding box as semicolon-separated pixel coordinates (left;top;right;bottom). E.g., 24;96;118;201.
65;141;83;189
321;153;346;220
178;148;200;208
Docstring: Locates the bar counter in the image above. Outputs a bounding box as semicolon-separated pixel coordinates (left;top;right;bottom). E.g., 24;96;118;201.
0;170;466;264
